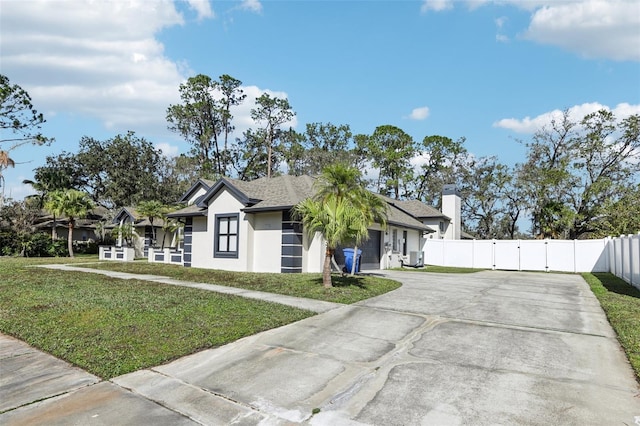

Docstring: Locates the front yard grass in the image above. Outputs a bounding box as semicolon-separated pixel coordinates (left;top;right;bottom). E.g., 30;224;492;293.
582;272;640;382
0;257;314;379
82;261;401;304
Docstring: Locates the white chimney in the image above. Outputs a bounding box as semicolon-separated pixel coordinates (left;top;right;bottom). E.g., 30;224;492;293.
442;184;461;240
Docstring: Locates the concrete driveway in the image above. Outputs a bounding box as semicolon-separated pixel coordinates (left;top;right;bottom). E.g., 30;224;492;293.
2;270;639;425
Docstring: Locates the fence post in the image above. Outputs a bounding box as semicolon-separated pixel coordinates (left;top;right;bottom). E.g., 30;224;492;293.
492;239;496;270
544;239;549;272
573;239;577;273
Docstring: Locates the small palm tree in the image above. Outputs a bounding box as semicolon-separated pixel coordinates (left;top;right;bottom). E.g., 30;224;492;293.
161;218;183;249
312;164;388;275
293;196;363;288
44;189;94;258
136;200;166;247
0;150;15;204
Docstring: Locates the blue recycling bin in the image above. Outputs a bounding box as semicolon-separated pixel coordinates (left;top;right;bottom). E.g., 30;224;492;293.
343;248;362;273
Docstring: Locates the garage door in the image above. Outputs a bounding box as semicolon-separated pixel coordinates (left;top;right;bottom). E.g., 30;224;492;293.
334;230;382;271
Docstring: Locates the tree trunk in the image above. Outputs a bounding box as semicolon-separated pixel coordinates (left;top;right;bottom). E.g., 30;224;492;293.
68;221;74;258
350;245;358;275
150;220;155;246
52;214;58;240
267;136;272;179
322;247;333;288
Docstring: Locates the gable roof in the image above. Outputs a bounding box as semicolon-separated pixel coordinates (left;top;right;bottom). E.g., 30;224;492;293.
111;207;165;227
178;178;216;204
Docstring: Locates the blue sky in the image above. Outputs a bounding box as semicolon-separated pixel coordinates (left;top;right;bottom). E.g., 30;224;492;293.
1;0;639;201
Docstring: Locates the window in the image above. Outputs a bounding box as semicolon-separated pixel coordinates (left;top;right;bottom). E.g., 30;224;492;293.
439;221;445;233
215;213;239;258
392;229;398;252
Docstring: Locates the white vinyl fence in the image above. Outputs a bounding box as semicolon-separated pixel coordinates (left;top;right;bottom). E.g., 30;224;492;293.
424;234;640;290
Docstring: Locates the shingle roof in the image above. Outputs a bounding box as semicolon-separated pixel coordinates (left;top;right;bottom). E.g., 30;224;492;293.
166;203;207;218
393;199;449;220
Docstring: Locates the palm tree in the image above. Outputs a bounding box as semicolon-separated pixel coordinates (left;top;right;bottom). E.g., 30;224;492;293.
44;189;94;258
0;150;15;204
312;164;388;275
161;218;183;249
136;200;166;247
292;196;363;288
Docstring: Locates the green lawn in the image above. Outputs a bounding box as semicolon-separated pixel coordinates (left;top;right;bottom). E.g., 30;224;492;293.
82;261;402;304
0;257;315;379
0;256;401;379
582;272;640;382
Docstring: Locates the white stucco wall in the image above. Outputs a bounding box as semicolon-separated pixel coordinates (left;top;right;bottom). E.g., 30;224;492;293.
303;232;325;273
190;216;208;265
442;192;461;240
252;211;282;273
421;218;449;239
384;227;423;268
190;189;250;271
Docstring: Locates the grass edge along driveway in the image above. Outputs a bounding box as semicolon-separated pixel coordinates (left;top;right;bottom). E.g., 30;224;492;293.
0;257;400;379
582;272;640;383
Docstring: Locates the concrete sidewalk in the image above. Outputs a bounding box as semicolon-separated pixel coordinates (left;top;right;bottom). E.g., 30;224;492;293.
36;264;344;314
2;269;639;425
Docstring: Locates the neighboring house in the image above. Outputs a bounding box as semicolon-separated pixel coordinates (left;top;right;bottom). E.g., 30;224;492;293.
111;207;167;258
34;206;109;242
166;175;432;273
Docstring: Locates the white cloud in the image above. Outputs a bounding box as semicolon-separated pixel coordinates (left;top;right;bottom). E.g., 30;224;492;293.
231;86;298;134
523;0;640;61
493;102;640;134
407;106;431;121
421;0;454;13
186;0;214;19
420;1;640;62
0;0;193;137
155;142;180;158
240;0;263;13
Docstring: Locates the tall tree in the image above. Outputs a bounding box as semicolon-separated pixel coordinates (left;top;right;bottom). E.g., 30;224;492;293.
167;74;245;177
519;109;639;239
0;74;53;201
218;74;246;171
415;135;468;206
75;132;176;208
286;123;363;176
519;110;579;238
250;93;295;178
357;125;416;199
44;189;94;258
569;110;640;238
459;157;512;239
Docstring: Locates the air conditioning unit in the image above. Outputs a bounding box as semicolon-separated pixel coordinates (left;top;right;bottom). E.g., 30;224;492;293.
409;251;423;267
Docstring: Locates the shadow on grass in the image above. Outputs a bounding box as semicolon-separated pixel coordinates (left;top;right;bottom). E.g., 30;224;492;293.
312;274;368;289
592;273;640;298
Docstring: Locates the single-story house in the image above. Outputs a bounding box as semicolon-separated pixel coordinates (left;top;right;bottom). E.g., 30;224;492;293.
34;206;109;242
110;207;169;258
165;175;440;273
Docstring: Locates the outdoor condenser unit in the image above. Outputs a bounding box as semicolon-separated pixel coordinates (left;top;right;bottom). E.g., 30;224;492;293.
409;251;423;267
